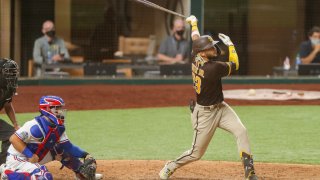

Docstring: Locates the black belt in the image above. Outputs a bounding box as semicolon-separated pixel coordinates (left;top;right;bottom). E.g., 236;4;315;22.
198;103;221;110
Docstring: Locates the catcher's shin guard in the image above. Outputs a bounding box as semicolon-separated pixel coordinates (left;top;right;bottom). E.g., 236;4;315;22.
52;146;82;173
1;165;53;180
60;154;82;173
241;152;258;180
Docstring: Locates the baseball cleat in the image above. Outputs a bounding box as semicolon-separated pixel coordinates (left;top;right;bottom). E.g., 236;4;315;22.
159;162;175;179
241;152;258;180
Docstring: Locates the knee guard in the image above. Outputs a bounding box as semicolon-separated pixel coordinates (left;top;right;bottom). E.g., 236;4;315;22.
51;145;82;173
2;170;31;180
60;154;82;173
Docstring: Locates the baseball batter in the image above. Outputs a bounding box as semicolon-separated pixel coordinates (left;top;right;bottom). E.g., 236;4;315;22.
0;58;20;165
0;95;103;180
159;15;258;180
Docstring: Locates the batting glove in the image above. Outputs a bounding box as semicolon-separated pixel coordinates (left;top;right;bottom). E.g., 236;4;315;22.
186;15;198;26
218;33;234;46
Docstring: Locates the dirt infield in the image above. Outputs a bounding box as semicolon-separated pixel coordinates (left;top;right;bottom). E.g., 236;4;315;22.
13;84;320;113
11;83;320;179
47;160;320;180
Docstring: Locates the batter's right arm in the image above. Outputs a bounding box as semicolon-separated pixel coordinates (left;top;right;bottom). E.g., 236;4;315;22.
186;15;200;41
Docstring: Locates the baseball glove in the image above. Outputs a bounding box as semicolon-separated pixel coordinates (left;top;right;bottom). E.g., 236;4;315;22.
77;156;97;180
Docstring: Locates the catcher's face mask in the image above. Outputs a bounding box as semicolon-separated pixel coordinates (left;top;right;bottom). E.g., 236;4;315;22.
50;105;67;125
39;96;66;126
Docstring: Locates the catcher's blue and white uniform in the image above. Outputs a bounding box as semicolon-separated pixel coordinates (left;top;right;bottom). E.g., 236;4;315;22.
1;96;89;180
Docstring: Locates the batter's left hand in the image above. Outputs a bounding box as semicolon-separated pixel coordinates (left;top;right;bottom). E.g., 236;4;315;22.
186;15;197;26
218;33;234;46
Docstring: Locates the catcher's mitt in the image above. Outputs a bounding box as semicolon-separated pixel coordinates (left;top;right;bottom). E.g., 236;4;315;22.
77;156;97;180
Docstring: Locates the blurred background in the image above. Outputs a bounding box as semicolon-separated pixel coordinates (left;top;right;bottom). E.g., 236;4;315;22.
0;0;319;77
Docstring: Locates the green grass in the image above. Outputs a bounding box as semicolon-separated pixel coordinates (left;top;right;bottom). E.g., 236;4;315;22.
6;105;320;164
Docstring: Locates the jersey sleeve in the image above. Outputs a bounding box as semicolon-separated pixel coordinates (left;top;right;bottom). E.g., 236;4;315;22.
15;121;33;143
210;61;236;78
59;140;88;158
58;132;69;144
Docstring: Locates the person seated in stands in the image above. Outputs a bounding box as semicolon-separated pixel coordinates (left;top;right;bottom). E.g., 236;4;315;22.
157;19;190;65
33;20;70;77
299;26;320;64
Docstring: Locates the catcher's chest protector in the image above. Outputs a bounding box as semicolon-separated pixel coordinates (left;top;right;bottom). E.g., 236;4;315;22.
27;116;65;161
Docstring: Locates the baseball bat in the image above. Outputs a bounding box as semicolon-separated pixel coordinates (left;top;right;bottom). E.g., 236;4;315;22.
131;0;187;18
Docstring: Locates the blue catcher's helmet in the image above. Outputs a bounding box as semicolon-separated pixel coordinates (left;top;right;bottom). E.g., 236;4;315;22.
39;96;66;125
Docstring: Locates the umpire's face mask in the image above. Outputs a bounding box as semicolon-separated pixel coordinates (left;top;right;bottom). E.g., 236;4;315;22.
46;30;56;38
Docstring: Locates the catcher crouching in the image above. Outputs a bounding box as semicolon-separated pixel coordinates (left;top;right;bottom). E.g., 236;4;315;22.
0;95;103;180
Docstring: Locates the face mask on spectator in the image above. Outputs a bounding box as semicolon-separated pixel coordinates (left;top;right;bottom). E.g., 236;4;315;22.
46;30;56;38
176;30;185;37
311;38;320;45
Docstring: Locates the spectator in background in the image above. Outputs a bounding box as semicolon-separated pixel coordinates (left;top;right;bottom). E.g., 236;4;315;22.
299;26;320;64
33;20;70;76
157;19;190;64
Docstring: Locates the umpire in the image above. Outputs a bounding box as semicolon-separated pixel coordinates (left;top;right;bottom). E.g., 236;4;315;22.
0;58;20;164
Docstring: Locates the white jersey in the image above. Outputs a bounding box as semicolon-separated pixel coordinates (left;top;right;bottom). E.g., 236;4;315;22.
8;118;69;158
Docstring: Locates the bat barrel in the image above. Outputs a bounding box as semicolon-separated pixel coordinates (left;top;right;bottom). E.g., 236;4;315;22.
132;0;187;18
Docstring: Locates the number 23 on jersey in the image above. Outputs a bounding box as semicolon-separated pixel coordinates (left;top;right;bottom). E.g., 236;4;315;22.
192;62;204;94
192;72;201;94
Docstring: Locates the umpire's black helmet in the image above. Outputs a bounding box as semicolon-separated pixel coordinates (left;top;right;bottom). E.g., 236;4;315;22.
192;35;221;55
0;58;19;89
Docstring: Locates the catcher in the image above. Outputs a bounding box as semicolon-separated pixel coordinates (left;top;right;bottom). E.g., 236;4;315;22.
159;15;258;180
0;95;103;180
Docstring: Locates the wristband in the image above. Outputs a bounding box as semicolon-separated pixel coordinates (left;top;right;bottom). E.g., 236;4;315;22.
191;30;200;37
22;147;33;158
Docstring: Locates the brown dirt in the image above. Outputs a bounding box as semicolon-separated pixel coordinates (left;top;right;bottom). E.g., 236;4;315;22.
10;84;320;179
13;84;320;113
46;160;320;180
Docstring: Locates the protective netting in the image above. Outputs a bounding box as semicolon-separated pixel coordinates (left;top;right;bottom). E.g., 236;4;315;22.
1;0;319;76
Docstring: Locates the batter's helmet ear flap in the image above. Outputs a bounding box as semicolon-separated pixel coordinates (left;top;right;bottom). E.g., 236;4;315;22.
214;44;222;56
